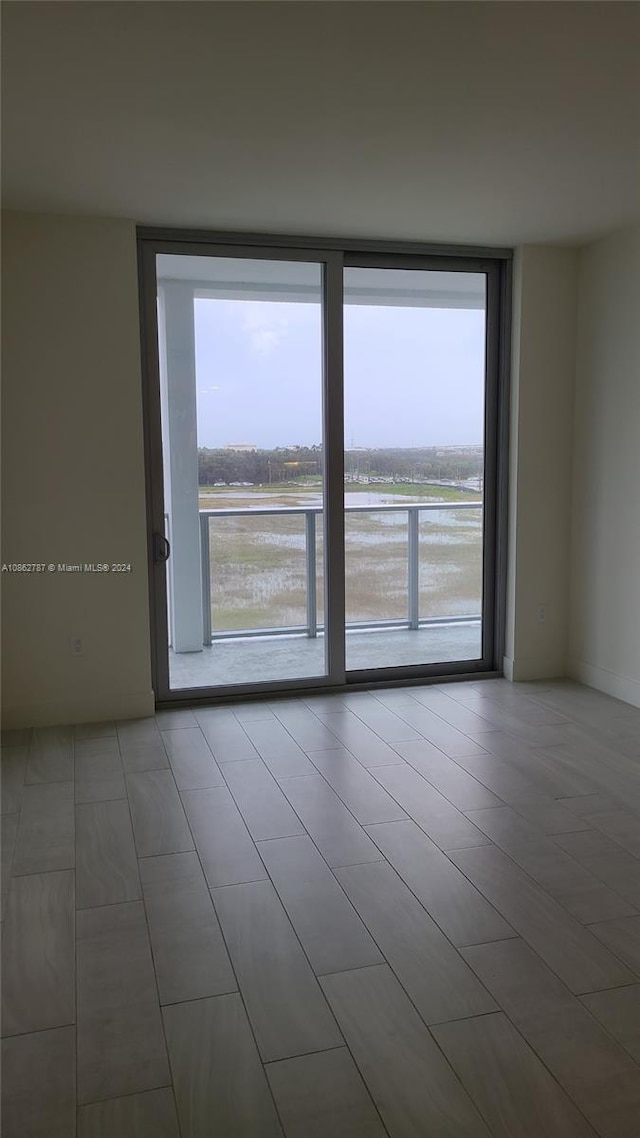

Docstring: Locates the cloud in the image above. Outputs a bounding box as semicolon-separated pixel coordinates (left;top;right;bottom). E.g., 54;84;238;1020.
241;304;289;357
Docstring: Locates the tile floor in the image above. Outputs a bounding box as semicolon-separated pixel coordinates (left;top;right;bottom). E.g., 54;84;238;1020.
2;678;640;1136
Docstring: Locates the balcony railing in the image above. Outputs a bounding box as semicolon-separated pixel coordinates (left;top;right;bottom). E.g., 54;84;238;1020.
199;502;482;644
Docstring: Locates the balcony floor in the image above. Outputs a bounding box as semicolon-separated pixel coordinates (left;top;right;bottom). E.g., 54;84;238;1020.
169;622;482;689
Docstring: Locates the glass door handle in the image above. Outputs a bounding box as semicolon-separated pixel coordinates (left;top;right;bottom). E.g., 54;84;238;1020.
153;532;171;564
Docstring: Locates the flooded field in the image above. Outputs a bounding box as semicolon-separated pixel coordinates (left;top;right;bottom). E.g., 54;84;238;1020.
199;485;483;632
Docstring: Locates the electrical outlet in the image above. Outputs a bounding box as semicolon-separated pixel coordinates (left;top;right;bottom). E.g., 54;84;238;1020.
537;605;546;624
70;636;84;656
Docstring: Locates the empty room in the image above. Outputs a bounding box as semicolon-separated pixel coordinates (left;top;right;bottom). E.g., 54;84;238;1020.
1;2;640;1136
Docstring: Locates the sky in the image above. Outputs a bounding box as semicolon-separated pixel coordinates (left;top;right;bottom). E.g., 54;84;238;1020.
194;297;485;450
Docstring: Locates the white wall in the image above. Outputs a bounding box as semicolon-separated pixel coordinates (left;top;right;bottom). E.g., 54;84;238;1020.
504;245;578;681
5;212;635;727
1;212;154;726
569;225;640;707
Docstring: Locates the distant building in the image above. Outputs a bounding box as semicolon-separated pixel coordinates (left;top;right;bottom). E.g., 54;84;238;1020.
223;443;257;452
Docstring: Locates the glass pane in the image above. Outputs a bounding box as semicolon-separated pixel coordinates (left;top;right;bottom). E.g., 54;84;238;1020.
345;511;408;624
156;254;326;689
343;266;485;671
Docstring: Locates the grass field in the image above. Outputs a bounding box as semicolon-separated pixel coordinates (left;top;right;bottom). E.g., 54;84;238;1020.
199;483;483;632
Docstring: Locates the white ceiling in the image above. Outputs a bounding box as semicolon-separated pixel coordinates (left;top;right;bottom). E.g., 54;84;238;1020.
3;1;639;246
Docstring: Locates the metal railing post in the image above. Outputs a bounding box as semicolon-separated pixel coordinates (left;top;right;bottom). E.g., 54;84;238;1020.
408;506;420;630
305;510;317;638
200;513;212;645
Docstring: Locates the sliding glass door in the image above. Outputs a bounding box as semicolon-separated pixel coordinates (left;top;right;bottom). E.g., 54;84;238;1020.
343;264;487;675
139;234;506;703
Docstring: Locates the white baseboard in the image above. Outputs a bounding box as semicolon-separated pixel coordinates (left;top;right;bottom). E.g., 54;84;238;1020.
503;654;567;683
567;658;640;710
1;688;156;729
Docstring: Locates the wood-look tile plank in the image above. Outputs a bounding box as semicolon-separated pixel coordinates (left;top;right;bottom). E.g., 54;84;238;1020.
336;860;496;1024
436;680;499;702
536;735;640;806
581;985;640;1065
494;725;574;751
126;769;194;857
76;799;141;908
394;738;503;809
242;718;316;778
339;692;389;712
233;702;275;722
0;745;28;814
161;727;225;790
366;819;515;946
439;745;552;805
270;701;343;752
468;731;597;798
74;721;116;741
154;708;199;729
455;693;569;733
524;740;613;799
1;1026;75;1138
164;993;283;1137
320;964;492;1138
560;794;627;817
117;718;169;772
117;717;162;746
181;785;267;887
75;738;126;804
1;870;75;1036
554;829;640;909
512;799;593;834
609;733;640;761
463;937;640;1138
12;782;74;875
372;687;422;710
26;725;73;784
459;682;568;724
77;901;170;1103
303;693;369;715
465;805;637;923
257;835;383;975
279;775;383;867
562;698;640;746
317;711;405;767
140;851;236;1004
587;916;640;975
78;1088;179;1138
407;688;496;734
433;1011;596;1138
195;707;260;761
221;760;305;841
391;701;488;758
371;763;490;850
212;880;342;1061
266;1047;386;1138
306;747;407;824
581;808;640;859
450;845;635;993
119;740;170;772
562;715;640;757
530;683;640;726
346;700;422;743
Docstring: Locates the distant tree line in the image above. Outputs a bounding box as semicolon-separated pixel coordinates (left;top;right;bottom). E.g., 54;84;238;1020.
198;446;483;485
